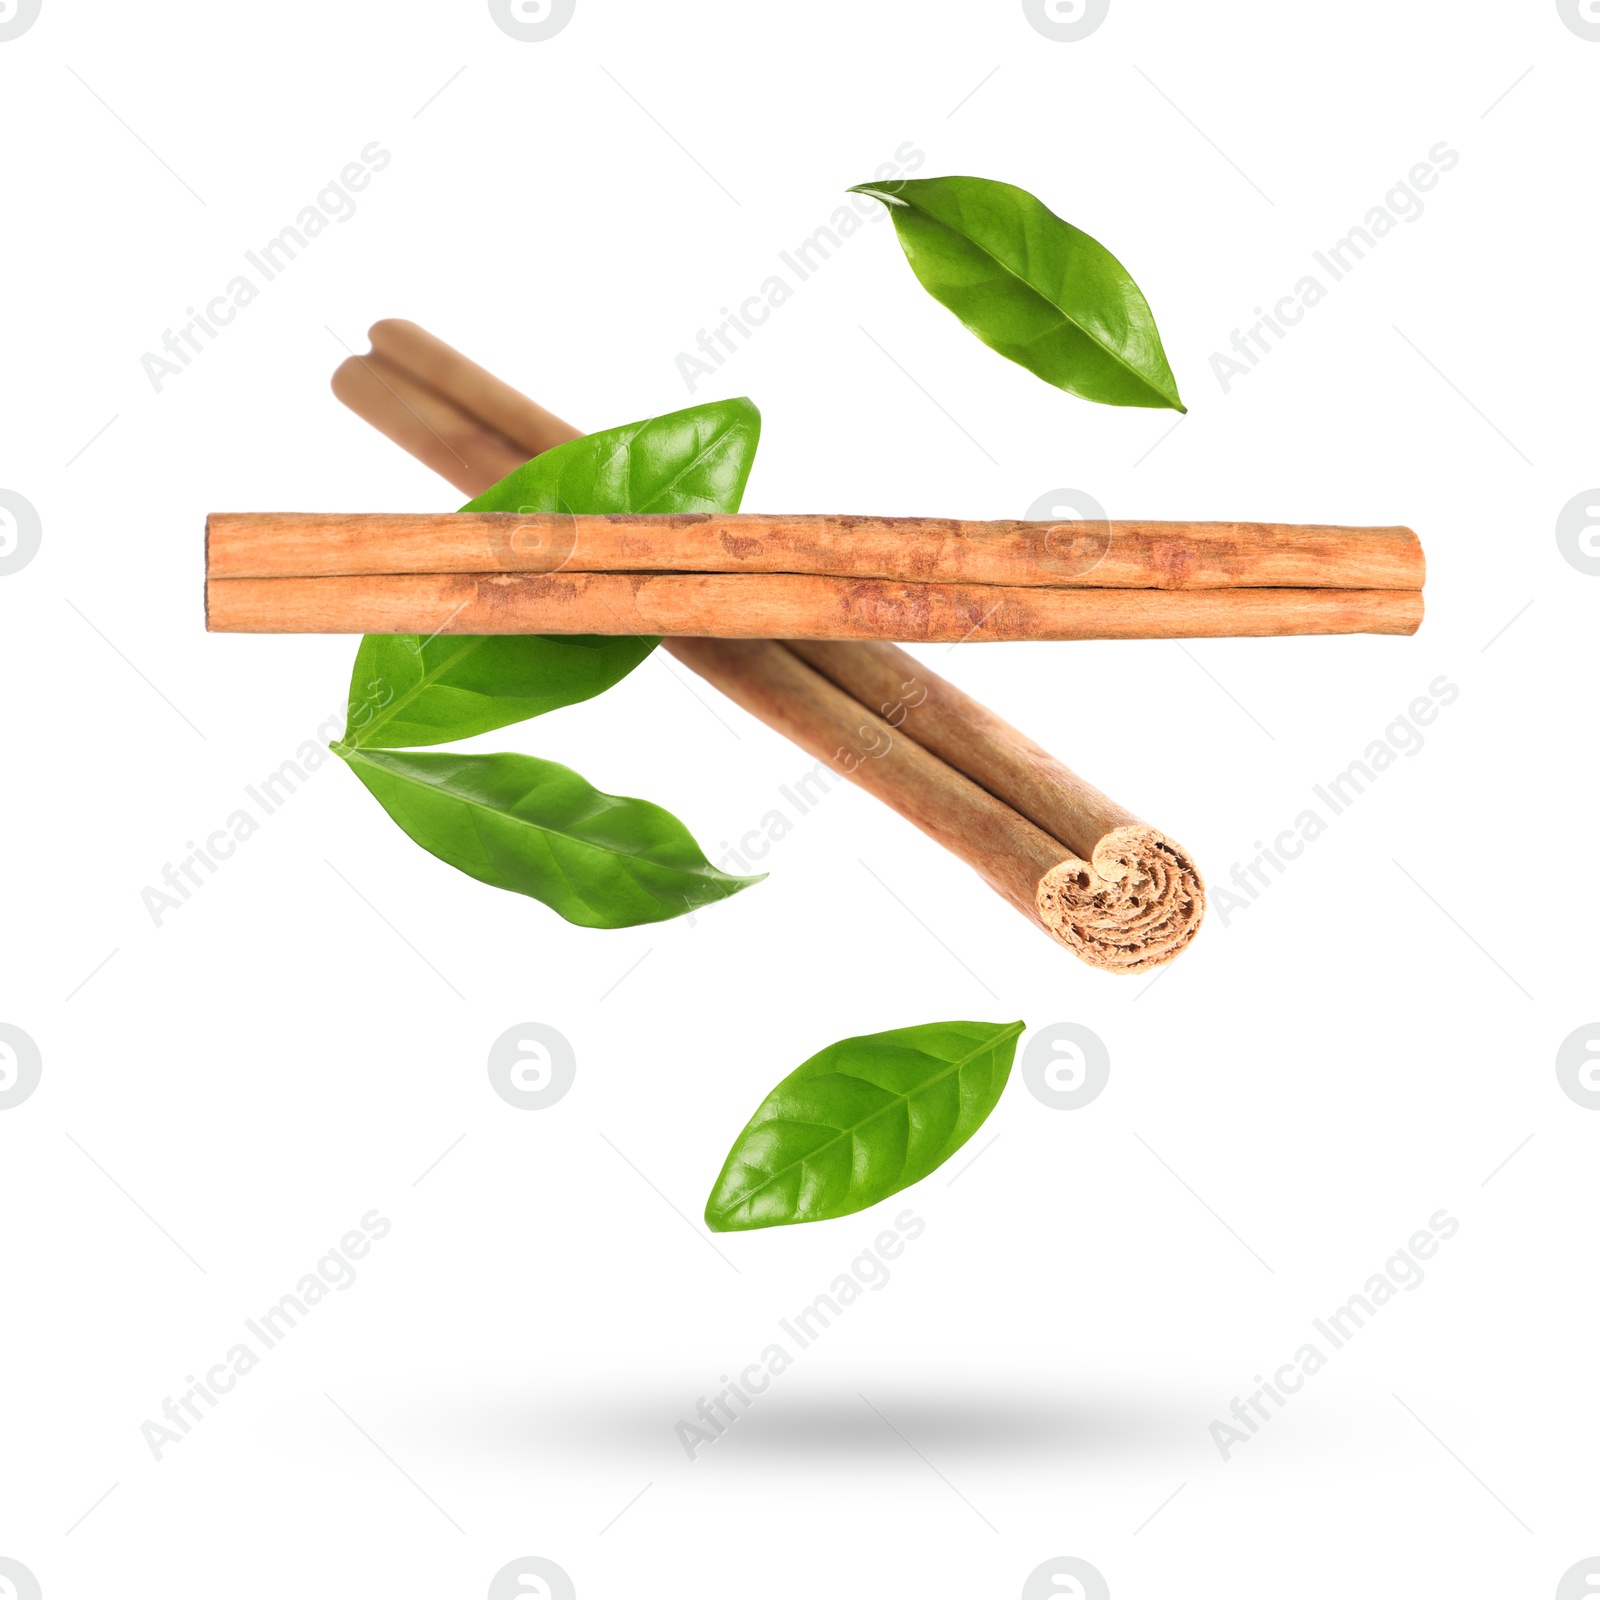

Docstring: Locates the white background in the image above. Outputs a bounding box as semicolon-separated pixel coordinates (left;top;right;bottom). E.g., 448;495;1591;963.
2;2;1597;1597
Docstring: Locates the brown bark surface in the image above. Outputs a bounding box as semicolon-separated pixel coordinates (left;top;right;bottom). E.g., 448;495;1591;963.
208;508;1423;590
207;569;1421;640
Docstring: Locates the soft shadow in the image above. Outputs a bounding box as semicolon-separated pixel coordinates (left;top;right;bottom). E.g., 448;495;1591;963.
396;1382;1202;1467
669;1389;1193;1461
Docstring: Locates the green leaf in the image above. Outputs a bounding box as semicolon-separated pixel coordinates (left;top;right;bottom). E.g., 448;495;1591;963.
343;634;658;750
704;1020;1025;1231
849;175;1184;412
462;396;762;521
343;397;763;748
335;745;763;929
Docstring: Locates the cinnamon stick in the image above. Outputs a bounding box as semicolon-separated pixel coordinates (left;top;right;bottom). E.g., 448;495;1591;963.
787;639;1149;861
783;639;1204;966
671;637;1203;970
208;509;1424;590
324;320;1205;970
366;319;582;463
329;320;580;492
206;569;1420;639
329;347;532;492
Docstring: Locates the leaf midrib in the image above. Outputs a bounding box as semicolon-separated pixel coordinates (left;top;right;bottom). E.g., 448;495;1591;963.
351;636;489;749
869;185;1180;410
553;413;753;519
641;417;752;509
713;1022;1023;1218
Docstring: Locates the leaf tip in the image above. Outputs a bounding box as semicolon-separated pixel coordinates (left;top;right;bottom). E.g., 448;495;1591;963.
845;182;904;208
709;869;768;899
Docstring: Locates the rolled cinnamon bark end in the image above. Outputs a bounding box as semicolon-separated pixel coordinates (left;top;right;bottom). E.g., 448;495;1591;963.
1037;825;1205;973
667;637;1202;971
780;640;1203;966
788;638;1205;971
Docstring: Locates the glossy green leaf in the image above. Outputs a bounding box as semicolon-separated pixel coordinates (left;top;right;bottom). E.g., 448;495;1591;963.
342;397;763;749
705;1020;1025;1231
849;175;1184;412
342;633;658;750
336;745;763;928
462;396;762;522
